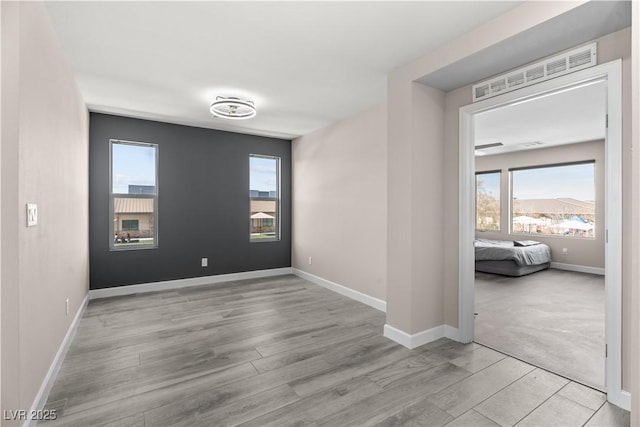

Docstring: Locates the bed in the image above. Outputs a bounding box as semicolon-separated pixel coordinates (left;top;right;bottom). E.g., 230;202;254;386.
475;238;551;276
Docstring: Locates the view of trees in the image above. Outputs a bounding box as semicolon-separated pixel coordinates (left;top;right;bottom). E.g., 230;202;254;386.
476;174;500;230
475;163;596;238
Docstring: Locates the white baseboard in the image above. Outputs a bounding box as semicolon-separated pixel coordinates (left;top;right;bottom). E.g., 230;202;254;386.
292;268;386;312
88;267;294;300
608;389;631;412
25;294;89;427
383;324;462;349
383;324;439;349
444;325;462;341
550;262;605;275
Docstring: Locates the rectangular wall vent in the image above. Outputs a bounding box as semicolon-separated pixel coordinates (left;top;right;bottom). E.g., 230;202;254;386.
472;43;597;102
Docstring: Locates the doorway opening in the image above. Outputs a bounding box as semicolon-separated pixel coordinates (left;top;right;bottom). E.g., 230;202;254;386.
458;60;625;407
474;81;606;391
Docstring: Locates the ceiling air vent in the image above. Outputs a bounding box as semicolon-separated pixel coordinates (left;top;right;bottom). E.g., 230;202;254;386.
526;66;545;82
569;49;593;69
490;78;506;93
472;43;597;102
475;84;490;99
546;58;567;75
507;72;524;88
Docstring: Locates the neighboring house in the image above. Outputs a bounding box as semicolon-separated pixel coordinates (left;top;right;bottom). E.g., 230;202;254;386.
114;197;154;238
513;197;595;221
250;199;277;234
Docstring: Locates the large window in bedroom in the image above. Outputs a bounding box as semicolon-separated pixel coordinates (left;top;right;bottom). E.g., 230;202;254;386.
476;171;501;231
110;140;158;250
250;154;280;242
510;161;595;238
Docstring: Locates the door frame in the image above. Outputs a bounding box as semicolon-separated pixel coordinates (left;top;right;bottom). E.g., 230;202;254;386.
458;60;627;409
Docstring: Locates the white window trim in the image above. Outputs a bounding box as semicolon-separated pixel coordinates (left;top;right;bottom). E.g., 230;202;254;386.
109;139;159;251
249;154;281;243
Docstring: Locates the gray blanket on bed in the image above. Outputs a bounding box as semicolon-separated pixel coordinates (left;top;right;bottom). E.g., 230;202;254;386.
474;238;551;266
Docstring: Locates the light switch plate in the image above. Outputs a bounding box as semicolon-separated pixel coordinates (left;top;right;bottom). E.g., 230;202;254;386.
27;203;38;227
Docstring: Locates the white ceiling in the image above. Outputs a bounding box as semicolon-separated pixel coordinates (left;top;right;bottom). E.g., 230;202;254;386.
474;81;607;156
44;1;523;140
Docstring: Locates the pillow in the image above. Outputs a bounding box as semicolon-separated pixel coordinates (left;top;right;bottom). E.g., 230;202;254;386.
513;240;541;247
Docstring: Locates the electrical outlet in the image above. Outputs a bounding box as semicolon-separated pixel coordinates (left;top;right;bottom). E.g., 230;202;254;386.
27;203;38;227
308;256;312;265
65;298;69;316
562;248;569;254
201;257;208;267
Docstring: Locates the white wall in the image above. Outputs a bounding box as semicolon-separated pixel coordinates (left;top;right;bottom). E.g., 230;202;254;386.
292;102;387;303
475;140;605;269
1;1;89;419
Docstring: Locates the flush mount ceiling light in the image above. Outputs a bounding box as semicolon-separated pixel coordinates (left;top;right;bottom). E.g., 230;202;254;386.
209;96;256;120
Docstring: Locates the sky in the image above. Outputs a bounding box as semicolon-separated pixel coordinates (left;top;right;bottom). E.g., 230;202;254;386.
112;142;156;194
477;162;595;201
477;172;500;199
112;143;278;194
250;156;278;192
512;163;595;200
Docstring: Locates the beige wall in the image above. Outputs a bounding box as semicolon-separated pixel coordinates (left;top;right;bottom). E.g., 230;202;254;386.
292;102;387;302
475;140;605;269
386;2;587;336
1;1;89;420
0;0;7;417
631;1;640;423
386;83;446;334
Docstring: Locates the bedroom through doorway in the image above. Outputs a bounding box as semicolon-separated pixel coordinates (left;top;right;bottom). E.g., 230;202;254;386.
458;59;624;406
472;80;606;391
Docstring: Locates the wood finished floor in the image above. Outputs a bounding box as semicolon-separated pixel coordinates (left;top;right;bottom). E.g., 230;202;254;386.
42;275;629;427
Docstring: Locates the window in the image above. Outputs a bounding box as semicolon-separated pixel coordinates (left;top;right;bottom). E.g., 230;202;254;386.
511;162;595;237
476;171;501;231
121;220;139;231
110;140;158;249
250;155;280;241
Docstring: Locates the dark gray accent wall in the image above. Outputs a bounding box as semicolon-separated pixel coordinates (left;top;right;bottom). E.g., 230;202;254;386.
89;113;292;289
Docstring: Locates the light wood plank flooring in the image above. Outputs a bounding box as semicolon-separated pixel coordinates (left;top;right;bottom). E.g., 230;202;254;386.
41;275;629;426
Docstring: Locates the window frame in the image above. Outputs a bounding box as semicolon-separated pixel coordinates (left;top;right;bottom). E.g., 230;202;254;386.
475;170;501;232
509;160;596;239
249;154;281;243
109;139;159;251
